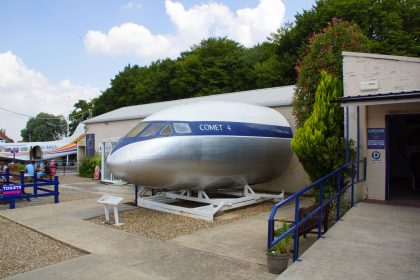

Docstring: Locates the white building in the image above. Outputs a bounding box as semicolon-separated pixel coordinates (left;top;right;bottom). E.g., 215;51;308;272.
341;52;420;203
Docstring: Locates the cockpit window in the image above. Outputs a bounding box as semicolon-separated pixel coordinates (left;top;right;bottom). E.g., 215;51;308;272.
173;123;191;134
126;123;148;138
141;123;165;137
160;124;173;136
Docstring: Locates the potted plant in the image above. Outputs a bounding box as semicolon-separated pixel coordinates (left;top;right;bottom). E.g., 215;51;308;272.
267;218;292;274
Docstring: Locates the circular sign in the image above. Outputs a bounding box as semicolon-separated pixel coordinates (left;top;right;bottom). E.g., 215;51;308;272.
371;151;381;160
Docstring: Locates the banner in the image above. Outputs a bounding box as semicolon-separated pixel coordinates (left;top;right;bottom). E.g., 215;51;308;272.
1;185;22;198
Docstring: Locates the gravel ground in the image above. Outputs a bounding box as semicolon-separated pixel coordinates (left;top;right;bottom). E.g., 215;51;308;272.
89;201;277;240
0;216;86;279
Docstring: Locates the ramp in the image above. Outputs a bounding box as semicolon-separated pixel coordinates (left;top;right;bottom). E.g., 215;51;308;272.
277;202;420;280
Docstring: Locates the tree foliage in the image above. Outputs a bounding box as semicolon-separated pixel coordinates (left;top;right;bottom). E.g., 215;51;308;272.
270;0;419;88
78;154;101;178
293;20;369;127
89;38;261;117
291;71;347;182
69;0;419;129
69;100;92;134
21;113;67;142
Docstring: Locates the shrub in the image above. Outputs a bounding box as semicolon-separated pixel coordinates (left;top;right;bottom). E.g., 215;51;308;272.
78;155;101;178
292;71;355;200
293;19;369;128
269;219;292;255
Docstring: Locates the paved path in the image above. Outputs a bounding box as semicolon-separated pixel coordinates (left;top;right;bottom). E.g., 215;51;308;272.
0;198;276;280
277;202;420;280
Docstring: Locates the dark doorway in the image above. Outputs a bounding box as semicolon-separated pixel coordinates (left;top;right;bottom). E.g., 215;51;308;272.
387;114;420;203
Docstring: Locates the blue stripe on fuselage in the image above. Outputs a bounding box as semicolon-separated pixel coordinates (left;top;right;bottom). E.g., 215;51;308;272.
110;121;292;155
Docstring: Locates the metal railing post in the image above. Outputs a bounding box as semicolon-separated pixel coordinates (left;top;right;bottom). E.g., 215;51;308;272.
54;176;59;203
351;162;355;207
318;182;323;239
6;168;10;185
293;196;300;262
20;171;25;196
20;171;25;186
10;198;15;209
33;172;38;195
345;106;349;163
336;173;341;222
135;185;138;205
356;106;360;181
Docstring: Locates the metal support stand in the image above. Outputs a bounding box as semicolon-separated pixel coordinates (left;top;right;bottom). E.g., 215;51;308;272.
137;185;284;222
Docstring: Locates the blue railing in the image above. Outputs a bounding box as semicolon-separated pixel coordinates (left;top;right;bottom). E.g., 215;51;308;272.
0;170;59;209
267;159;366;262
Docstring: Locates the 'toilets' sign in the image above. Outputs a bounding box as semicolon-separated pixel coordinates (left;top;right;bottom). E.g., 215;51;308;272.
1;185;22;198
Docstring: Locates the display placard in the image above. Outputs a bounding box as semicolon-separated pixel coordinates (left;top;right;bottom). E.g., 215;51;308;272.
367;128;385;149
86;134;95;156
97;195;123;206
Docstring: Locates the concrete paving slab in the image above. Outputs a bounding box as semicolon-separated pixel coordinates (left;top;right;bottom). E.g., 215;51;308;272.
172;197;314;266
1;198;276;280
277;203;420;280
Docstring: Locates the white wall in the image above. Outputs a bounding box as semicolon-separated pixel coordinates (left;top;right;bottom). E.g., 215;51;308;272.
343;52;420;201
85;119;139;151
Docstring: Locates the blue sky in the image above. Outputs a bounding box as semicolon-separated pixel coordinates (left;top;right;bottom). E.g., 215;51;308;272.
0;0;316;141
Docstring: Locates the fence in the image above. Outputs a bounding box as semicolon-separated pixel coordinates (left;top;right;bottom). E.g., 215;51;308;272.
267;158;366;262
0;170;59;209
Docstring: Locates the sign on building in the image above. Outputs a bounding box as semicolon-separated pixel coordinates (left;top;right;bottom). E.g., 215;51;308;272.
367;128;385;149
86;134;95;156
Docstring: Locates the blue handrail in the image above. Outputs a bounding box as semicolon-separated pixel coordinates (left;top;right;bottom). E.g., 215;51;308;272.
268;159;366;262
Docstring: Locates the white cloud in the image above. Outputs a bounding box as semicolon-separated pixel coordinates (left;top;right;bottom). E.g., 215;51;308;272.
0;51;100;142
122;1;142;10
84;0;285;62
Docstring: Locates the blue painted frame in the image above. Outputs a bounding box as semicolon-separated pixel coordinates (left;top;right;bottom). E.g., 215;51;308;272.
0;170;59;209
267;159;366;262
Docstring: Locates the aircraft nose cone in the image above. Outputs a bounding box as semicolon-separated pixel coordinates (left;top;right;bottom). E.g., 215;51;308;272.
106;149;130;180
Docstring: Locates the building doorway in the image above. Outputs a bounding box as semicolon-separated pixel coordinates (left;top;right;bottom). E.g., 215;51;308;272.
387;114;420;203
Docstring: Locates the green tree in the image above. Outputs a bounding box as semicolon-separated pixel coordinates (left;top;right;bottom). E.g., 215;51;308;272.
291;71;347;183
270;0;419;96
92;64;146;116
21;113;67;141
171;37;254;97
69;100;93;134
293;20;369;127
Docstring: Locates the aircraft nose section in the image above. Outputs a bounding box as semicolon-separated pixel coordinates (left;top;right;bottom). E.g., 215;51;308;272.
106;148;130;180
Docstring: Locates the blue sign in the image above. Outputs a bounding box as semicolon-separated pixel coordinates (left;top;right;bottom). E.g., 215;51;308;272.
10;148;18;154
86;134;95;157
367;128;385;149
371;151;381;160
1;185;22;198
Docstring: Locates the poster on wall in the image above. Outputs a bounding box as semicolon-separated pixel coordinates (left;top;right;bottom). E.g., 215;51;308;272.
367;128;385;149
86;134;95;156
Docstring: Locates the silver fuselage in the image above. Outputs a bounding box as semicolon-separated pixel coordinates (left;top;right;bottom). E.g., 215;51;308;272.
107;135;292;190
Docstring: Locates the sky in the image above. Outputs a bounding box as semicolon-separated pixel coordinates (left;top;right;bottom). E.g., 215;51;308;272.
0;0;316;142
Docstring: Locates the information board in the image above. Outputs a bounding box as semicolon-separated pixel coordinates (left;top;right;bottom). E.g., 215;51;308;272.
367;128;385;149
97;195;123;206
86;134;95;156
